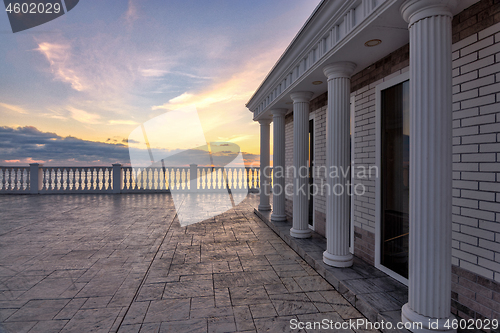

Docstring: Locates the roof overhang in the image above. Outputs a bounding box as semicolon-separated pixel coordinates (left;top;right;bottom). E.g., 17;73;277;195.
247;0;479;121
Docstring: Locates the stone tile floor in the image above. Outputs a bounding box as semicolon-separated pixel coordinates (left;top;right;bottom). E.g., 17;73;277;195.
0;193;379;333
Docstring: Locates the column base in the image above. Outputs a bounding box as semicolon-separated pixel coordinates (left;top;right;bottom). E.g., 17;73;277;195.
271;214;287;222
258;204;271;211
323;251;353;267
290;227;311;238
402;303;456;333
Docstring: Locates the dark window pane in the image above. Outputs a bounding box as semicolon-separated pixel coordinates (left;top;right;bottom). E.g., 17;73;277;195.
381;80;409;279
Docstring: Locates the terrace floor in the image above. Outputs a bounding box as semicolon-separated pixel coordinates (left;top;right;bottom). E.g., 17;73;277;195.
0;193;379;333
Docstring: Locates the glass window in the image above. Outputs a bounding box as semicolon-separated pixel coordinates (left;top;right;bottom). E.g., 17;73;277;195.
381;80;409;279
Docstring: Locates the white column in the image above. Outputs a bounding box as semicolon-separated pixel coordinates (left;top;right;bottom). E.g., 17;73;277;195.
322;62;356;268
290;91;313;238
271;108;288;222
258;118;272;211
401;1;456;332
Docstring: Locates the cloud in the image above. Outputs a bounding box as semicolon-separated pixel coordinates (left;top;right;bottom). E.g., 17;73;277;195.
36;42;86;91
0;103;29;114
0;126;130;166
67;107;101;124
124;0;139;26
109;120;138;126
0;126;260;167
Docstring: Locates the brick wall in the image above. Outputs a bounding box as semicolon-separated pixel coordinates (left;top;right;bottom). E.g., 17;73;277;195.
452;0;500;44
451;19;500;285
311;105;327;236
284;113;293;217
450;14;500;322
451;265;500;323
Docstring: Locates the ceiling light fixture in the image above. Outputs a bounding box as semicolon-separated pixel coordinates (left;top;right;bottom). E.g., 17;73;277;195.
365;39;382;47
312;81;323;85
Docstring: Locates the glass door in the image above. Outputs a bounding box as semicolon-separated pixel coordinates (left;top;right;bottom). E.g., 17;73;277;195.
381;80;409;279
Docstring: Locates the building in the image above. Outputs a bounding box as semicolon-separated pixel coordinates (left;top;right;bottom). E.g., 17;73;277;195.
247;0;500;331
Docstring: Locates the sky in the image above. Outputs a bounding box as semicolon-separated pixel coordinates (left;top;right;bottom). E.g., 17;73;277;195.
0;0;320;167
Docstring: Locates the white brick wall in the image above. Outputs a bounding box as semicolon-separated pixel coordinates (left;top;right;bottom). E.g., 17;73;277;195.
452;21;500;282
312;106;327;215
285;114;293;203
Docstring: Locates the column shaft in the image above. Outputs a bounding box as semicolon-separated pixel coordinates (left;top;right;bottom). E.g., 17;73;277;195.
258;118;272;211
323;62;356;267
401;1;455;331
271;109;287;221
290;92;313;238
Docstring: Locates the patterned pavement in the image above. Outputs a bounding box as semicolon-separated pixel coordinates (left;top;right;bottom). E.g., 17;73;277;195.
0;194;379;333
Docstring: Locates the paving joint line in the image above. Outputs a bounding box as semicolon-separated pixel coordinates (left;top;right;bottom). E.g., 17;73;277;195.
112;211;178;333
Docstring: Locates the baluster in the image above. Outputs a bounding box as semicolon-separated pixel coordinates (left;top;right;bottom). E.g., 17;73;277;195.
48;168;53;190
257;168;260;189
19;168;25;190
167;168;172;190
232;168;236;190
147;168;151;190
123;168;128;190
83;168;88;191
138;168;143;190
77;168;81;191
95;168;100;190
161;167;166;190
235;168;240;190
123;168;127;190
210;167;213;190
91;168;96;190
12;168;18;190
182;167;185;190
108;168;112;190
1;168;5;190
132;168;137;190
135;168;140;190
129;168;134;190
6;168;12;190
65;168;69;190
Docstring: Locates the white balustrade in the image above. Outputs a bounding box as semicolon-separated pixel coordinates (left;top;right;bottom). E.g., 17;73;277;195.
0;164;262;194
0;167;30;192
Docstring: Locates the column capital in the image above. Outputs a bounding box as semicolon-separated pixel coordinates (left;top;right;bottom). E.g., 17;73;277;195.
290;91;314;103
258;118;272;126
271;108;288;117
401;0;457;26
323;62;357;80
